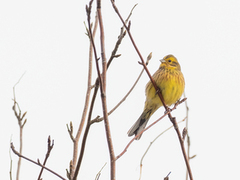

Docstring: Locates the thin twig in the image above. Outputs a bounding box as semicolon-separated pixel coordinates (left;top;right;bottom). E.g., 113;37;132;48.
111;1;168;109
96;0;116;179
95;163;107;180
73;2;135;179
66;122;75;142
164;172;171;180
12;73;27;180
13;72;26;100
107;3;137;67
184;92;196;180
139;118;186;180
116;99;186;160
111;2;193;179
37;136;54;180
68;6;98;180
116;112;169;160
72;1;97;179
10;143;66;180
9;137;13;180
91;52;152;124
185;93;190;179
90;4;139;124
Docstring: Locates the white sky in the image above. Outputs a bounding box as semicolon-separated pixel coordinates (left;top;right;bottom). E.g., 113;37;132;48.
1;0;240;179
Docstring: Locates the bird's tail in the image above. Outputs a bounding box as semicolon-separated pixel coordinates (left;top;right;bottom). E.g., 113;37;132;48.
127;109;152;140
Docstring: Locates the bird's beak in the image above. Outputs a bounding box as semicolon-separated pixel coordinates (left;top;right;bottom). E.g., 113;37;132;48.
160;59;165;63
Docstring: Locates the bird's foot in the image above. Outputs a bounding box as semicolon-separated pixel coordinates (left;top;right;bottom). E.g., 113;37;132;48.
164;107;171;114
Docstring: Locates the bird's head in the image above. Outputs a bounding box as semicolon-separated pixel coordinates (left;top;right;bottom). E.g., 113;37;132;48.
160;54;181;71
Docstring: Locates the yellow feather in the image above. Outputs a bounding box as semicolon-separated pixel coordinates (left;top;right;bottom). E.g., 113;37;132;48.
128;54;185;140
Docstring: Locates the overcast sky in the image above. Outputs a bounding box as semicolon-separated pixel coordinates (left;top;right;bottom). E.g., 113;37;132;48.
1;0;240;180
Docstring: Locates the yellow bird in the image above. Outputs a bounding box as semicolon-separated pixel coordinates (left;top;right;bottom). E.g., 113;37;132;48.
128;54;185;140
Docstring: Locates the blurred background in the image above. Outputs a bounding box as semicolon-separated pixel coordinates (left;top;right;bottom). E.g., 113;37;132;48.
1;0;240;179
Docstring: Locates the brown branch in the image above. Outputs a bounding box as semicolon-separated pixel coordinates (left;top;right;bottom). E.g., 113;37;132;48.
95;163;107;180
72;11;96;144
72;80;99;180
91;52;152;124
37;136;54;180
111;2;193;179
116;112;169;160
12;73;27;180
96;0;116;179
73;2;135;179
90;5;139;124
184;92;196;180
107;3;137;67
116;98;186;160
66;122;74;142
68;6;99;180
164;172;171;180
139;118;186;180
90;67;143;124
9;137;13;180
10;143;66;180
72;1;97;179
111;1;169;109
185;92;190;180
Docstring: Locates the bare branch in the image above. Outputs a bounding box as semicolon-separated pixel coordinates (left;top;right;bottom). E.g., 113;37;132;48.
111;1;193;179
72;1;140;179
37;136;54;180
66;122;75;142
69;1;99;178
139;118;186;180
72;1;102;179
96;0;116;179
116;99;186;160
70;11;97;176
10;143;66;180
164;172;171;180
182;127;188;141
91;52;152;124
107;4;137;67
73;2;136;180
13;72;26;100
9;137;13;180
184;92;196;180
12;73;27;180
95;163;107;180
66;160;73;180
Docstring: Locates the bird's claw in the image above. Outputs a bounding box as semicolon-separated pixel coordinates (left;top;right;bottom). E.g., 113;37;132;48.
164;107;171;114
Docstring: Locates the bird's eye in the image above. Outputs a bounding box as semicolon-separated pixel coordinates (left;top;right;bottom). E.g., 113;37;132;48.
168;60;171;62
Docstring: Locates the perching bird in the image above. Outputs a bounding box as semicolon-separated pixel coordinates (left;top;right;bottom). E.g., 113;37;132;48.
128;54;185;140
